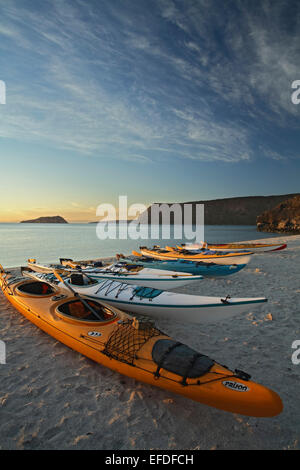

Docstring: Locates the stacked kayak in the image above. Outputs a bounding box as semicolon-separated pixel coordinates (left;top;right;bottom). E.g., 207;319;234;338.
0;267;282;417
23;269;267;324
59;255;246;278
179;242;287;253
27;258;204;290
117;253;247;278
139;246;252;265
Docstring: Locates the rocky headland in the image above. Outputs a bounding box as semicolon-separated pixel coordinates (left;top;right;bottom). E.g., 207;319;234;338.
139;194;300;225
257;195;300;233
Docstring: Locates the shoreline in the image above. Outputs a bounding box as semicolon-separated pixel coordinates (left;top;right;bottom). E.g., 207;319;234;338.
5;234;300;271
0;233;300;450
0;224;296;269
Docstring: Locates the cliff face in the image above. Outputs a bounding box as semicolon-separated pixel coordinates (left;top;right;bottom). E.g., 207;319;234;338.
20;216;68;223
257;195;300;233
139;194;300;225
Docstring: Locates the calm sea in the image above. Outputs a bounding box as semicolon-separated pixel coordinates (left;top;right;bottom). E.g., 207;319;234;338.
0;223;284;268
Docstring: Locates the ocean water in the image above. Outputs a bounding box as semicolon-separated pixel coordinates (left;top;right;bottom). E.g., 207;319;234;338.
0;223;285;268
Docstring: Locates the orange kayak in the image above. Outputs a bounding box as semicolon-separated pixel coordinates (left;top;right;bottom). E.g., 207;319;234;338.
0;267;283;417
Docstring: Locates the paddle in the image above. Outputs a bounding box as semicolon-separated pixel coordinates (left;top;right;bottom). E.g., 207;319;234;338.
52;270;104;321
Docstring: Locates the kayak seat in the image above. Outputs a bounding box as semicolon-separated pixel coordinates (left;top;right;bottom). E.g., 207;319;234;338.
57;299;116;322
17;281;55;296
70;274;86;286
69;274;97;286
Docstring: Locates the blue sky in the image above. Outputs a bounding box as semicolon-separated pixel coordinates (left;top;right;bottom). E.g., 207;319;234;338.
0;0;299;221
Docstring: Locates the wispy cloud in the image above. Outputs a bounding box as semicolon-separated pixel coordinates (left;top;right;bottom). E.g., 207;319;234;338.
0;0;299;166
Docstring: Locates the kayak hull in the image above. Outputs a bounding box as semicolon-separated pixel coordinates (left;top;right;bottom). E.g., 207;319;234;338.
140;248;252;265
126;256;246;277
180;243;287;253
85;294;267;324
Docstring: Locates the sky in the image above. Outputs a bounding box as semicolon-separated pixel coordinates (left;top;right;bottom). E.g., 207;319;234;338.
0;0;299;222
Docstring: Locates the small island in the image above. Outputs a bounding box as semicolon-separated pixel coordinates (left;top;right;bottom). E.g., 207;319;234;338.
257;195;300;233
20;216;68;224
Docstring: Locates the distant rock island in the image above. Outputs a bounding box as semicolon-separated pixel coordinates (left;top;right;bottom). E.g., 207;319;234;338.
20;216;68;224
257;195;300;233
138;194;300;225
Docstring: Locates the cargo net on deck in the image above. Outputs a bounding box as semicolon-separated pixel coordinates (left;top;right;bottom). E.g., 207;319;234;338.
103;319;162;365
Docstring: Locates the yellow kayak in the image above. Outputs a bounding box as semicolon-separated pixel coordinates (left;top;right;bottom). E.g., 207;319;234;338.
0;266;283;417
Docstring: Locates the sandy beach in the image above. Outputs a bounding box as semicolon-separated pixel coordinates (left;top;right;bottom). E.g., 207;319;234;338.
0;234;299;450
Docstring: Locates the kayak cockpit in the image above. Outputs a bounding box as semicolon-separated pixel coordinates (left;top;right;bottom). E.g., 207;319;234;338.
67;273;98;286
55;299;117;323
16;280;56;297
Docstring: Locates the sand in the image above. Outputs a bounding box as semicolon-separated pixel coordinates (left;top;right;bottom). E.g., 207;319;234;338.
0;234;299;450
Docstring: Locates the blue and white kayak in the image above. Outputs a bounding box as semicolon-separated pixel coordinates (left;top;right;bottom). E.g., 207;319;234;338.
121;254;246;277
23;270;268;325
27;259;203;290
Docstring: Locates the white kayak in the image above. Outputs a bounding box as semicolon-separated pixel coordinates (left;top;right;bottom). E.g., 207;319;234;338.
23;270;268;325
179;242;287;254
27;259;203;290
